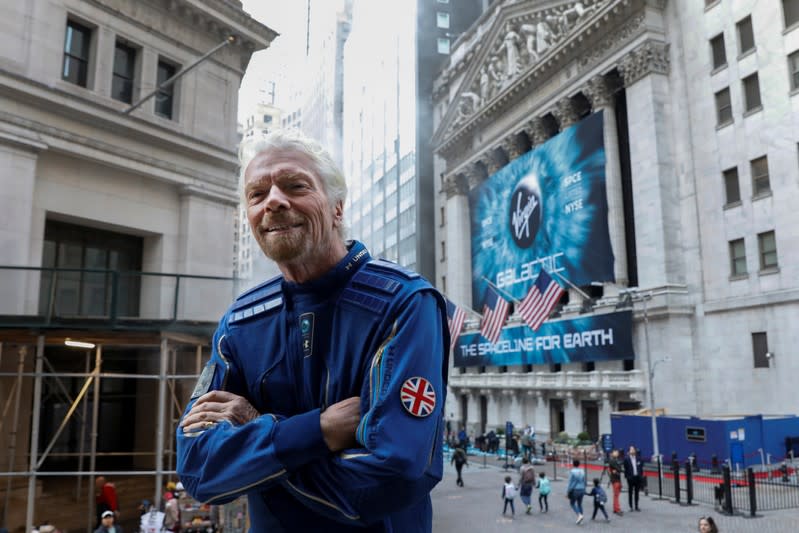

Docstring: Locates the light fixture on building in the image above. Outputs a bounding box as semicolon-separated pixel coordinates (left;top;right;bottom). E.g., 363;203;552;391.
64;338;96;349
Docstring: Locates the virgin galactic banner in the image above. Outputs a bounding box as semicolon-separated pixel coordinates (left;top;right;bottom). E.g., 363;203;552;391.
454;311;633;367
470;110;614;306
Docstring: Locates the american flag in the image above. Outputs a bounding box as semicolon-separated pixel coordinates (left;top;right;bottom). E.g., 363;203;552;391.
446;299;466;351
480;285;511;344
518;268;565;331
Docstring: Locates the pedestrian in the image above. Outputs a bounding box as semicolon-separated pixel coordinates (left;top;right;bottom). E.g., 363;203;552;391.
521;426;533;459
176;130;448;532
567;459;587;524
623;445;644;511
537;471;550;512
451;446;468;487
588;478;609;521
163;491;180;532
608;448;624;515
93;510;123;533
518;457;536;514
94;477;118;528
501;475;517;517
698;515;719;533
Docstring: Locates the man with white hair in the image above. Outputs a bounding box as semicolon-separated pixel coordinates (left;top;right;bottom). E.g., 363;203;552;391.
176;130;449;532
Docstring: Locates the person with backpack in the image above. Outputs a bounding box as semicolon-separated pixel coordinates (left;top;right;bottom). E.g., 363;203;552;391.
451;446;468;487
536;471;550;512
588;478;609;522
501;475;517;517
518;457;536;514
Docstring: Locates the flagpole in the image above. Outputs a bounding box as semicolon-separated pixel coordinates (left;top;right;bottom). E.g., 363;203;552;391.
480;276;521;304
442;294;483;319
551;270;592;300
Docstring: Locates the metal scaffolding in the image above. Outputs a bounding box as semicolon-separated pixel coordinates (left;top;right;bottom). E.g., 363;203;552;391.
0;331;209;532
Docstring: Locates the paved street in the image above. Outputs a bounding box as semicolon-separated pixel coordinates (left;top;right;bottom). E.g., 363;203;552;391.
432;459;798;532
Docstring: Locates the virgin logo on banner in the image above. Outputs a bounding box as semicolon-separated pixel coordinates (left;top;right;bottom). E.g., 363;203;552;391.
469;111;614;308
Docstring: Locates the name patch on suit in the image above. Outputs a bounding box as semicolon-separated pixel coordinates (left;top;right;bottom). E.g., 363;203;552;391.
300;313;315;358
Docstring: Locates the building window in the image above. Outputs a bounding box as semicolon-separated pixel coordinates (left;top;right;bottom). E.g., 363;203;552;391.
112;41;136;103
751;332;769;368
437;37;450;54
785;0;799;28
437;12;450;29
742;73;762;112
750;156;770;196
758;230;778;270
729;238;747;276
789;50;799;90
62;20;92;87
710;33;727;70
39;220;143;318
440;240;446;261
715;87;732;125
441;275;446;294
737;16;755;55
440;206;446;226
155;60;177;119
723;167;741;205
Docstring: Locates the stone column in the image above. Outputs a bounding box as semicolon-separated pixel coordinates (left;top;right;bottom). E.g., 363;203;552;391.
506;390;523;427
599;392;613;436
564;392;582;437
480;149;505;176
489;390;503;430
524;117;550;147
444;172;472;307
177;187;237;320
466;390;481;434
533;390;549;442
618;40;676;288
0;139;46;315
552;98;580;131
501;135;524;161
94;27;115;97
584;75;628;288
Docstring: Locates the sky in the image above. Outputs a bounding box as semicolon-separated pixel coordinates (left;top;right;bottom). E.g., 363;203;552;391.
238;0;308;123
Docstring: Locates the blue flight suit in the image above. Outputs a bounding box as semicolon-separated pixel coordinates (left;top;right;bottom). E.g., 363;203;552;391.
177;241;449;532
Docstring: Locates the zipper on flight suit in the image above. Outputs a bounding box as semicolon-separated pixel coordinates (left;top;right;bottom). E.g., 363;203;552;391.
357;320;398;446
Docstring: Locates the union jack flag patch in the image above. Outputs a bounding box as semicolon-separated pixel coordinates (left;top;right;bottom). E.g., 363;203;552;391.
400;376;436;417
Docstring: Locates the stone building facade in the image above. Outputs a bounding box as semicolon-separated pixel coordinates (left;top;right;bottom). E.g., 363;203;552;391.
432;0;799;442
0;0;274;528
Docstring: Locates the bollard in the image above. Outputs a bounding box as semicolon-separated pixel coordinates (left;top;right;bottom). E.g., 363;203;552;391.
685;459;694;505
747;467;757;517
722;465;734;515
711;454;720;474
583;450;588;478
657;455;663;499
672;459;681;504
553;454;558;481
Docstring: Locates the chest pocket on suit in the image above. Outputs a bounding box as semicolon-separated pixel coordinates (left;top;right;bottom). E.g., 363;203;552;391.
256;353;298;415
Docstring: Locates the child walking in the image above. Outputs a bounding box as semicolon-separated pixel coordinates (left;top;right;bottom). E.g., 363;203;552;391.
501;475;517;516
536;471;550;512
588;478;610;521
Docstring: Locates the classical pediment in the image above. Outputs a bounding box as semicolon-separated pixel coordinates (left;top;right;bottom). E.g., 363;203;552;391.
432;0;611;150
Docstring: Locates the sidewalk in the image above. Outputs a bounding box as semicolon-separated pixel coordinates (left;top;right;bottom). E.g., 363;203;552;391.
432;460;798;532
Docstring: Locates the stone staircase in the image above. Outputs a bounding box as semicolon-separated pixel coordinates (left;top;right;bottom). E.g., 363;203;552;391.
1;475;174;533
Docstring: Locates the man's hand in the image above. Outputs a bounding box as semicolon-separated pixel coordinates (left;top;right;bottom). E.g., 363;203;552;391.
320;396;361;452
180;390;259;433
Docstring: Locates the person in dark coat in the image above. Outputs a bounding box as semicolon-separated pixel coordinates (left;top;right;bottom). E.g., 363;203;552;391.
451;446;468;487
623;445;644;511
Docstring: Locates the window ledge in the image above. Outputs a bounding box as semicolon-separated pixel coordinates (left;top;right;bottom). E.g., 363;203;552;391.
704;0;720;11
723;200;742;210
784;22;799;35
752;191;772;201
790;87;799;97
710;64;728;75
758;267;779;277
737;48;756;61
743;106;762;118
715;119;734;130
729;273;749;281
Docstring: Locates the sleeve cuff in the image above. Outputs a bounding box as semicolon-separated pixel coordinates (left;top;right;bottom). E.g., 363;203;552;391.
273;408;329;471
